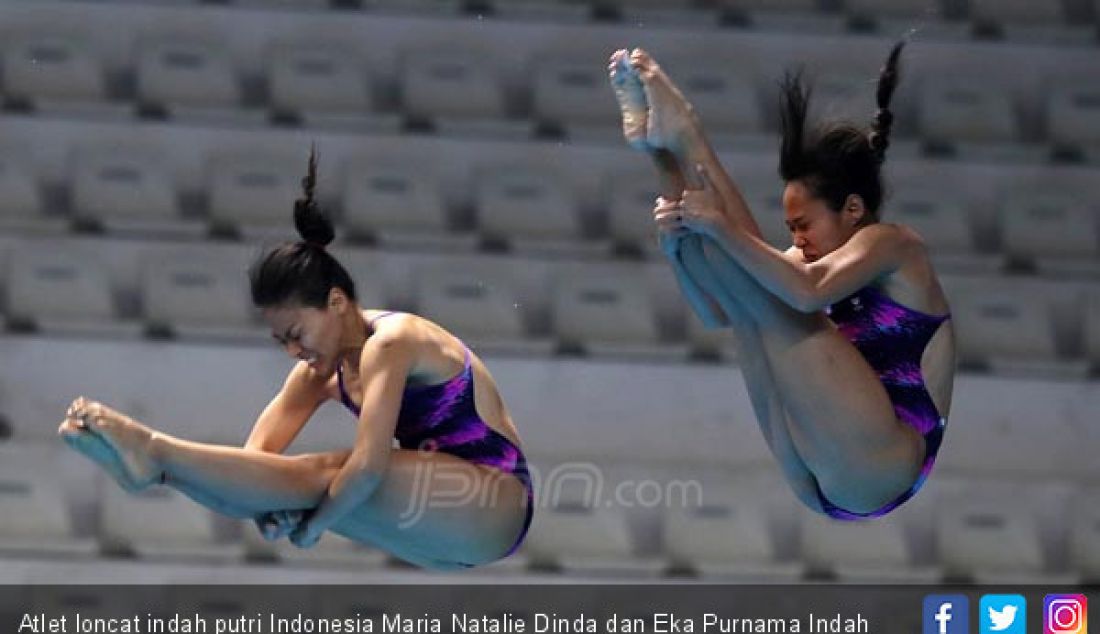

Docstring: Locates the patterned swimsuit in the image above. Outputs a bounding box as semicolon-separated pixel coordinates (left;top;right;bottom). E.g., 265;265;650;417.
336;312;533;561
816;285;951;519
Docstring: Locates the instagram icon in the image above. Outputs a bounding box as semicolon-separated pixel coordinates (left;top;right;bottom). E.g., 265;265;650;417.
1045;595;1087;634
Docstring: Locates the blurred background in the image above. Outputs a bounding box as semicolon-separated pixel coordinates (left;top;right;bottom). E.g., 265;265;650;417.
0;0;1096;590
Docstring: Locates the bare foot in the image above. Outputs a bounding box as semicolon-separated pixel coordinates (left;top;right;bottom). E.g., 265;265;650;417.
608;48;650;151
65;397;163;489
59;418;149;493
630;48;703;156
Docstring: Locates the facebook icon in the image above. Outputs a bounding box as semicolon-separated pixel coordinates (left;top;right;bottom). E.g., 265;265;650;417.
924;595;970;634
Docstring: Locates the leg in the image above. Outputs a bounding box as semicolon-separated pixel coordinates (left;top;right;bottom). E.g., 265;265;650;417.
678;240;925;514
674;243;821;513
62;405;529;568
629;49;765;240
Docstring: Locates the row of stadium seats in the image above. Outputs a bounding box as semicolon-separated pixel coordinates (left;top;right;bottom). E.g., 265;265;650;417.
1;117;1097;269
58;0;1100;33
0;442;1094;583
0;237;1096;376
2;3;1099;152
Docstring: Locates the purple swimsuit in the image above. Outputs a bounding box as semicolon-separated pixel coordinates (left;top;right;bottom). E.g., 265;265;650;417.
817;285;950;519
336;312;533;563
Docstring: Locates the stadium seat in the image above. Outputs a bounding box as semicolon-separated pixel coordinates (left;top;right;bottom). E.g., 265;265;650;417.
2;31;108;112
98;480;243;562
136;34;245;120
665;501;802;580
141;244;264;342
1046;79;1100;149
531;55;621;141
525;502;663;576
999;190;1098;261
267;42;373;125
474;164;587;254
5;244;140;337
413;260;552;356
799;511;937;581
935;492;1046;582
0;148;58;234
341;158;475;250
918;76;1018;145
400;47;508;125
71;145;202;238
207;151;311;239
551;262;687;360
0;443;97;557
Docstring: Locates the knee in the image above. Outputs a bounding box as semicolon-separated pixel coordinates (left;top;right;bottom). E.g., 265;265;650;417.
293;451;350;482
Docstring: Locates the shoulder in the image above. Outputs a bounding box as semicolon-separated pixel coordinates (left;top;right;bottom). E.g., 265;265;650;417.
359;312;423;371
851;222;926;261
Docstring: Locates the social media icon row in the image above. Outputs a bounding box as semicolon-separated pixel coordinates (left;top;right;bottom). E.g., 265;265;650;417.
923;594;1087;633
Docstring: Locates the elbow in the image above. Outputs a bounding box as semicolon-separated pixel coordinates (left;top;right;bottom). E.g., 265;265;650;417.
343;455;387;496
792;288;825;314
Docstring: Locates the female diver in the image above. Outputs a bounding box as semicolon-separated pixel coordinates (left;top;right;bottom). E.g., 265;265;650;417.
59;151;533;567
609;43;955;518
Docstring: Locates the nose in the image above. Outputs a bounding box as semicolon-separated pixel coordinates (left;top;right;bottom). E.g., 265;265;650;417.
284;341;303;358
792;233;808;248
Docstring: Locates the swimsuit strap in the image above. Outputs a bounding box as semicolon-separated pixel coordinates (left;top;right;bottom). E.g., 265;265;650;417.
368;310;398;326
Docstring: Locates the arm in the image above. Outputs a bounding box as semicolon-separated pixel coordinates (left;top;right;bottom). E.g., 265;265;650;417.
290;331;416;547
703;216;917;313
677;165;919;313
243;361;327;454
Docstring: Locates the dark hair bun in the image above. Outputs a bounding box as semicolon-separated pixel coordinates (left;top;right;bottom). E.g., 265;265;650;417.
293;145;335;247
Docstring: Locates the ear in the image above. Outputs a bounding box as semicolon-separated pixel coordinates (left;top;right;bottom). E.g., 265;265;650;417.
327;287;347;313
842;194;867;226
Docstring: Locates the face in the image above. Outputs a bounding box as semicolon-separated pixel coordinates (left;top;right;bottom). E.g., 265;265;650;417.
782;181;864;263
263;289;347;376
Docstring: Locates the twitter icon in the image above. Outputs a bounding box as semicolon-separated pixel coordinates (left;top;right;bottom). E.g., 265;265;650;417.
981;595;1026;634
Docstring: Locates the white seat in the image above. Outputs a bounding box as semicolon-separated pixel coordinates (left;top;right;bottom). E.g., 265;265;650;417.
2;32;106;109
999;191;1099;260
919;77;1018;145
341;159;474;250
98;480;242;562
1047;80;1100;148
5;244;139;337
474;165;585;253
936;493;1045;581
604;165;660;254
267;42;372;122
141;245;264;342
1068;488;1100;582
807;70;880;128
665;502;802;580
400;48;506;121
0;149;57;234
414;261;552;356
889;186;974;254
799;511;937;581
942;277;1081;377
207;151;310;239
551;262;686;360
525;503;663;576
661;62;763;135
0;443;97;556
136;35;241;117
969;0;1065;25
70;146;201;238
531;56;620;140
